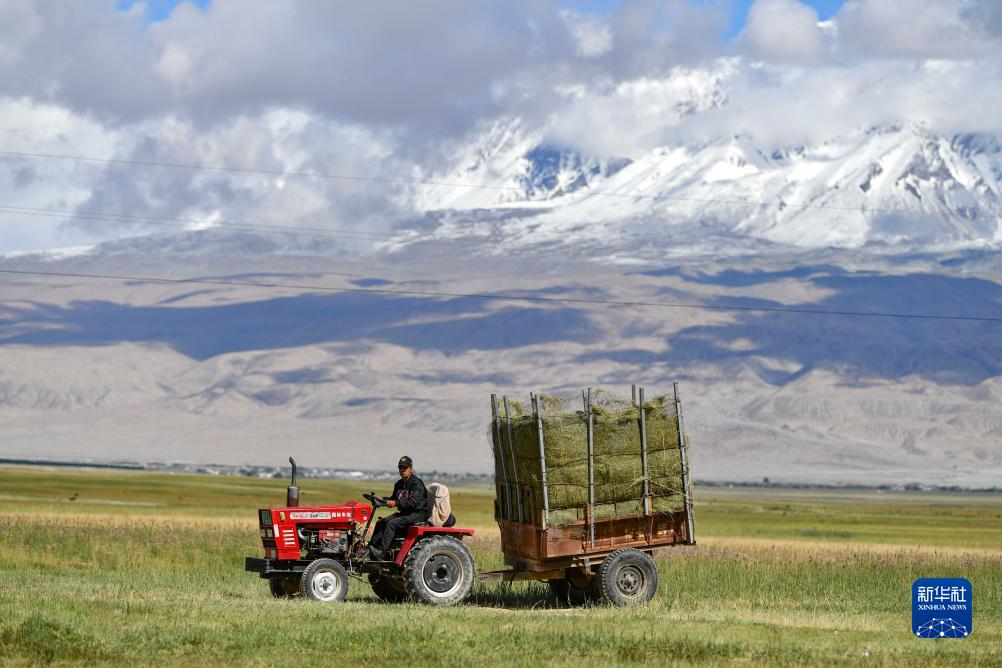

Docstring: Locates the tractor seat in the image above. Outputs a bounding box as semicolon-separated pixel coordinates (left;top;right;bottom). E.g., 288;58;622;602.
411;513;455;529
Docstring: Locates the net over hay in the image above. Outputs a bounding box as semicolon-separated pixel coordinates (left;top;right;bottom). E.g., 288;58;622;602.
490;389;688;526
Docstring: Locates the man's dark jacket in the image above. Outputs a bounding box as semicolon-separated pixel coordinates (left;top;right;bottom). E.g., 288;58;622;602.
392;474;430;519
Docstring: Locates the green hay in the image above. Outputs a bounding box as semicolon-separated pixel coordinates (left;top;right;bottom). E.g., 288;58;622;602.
491;390;688;526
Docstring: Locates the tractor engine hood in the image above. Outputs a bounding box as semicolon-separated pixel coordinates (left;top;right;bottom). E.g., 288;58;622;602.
260;501;372;527
257;501;372;560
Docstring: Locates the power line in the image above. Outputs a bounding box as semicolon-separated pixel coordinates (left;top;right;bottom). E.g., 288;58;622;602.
0;203;671;256
0;204;453;245
1;148;999;222
1;267;999;324
0;206;391;241
0;148;518;191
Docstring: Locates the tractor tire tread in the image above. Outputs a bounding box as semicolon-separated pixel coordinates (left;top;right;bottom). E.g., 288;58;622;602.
402;535;475;606
596;547;658;607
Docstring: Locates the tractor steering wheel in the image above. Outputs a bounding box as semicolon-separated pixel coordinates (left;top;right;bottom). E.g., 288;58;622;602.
363;492;389;509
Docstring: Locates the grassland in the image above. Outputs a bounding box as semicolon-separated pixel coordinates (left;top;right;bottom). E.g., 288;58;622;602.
0;466;999;666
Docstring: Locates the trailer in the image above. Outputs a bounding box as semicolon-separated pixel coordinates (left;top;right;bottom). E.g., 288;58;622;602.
475;384;695;605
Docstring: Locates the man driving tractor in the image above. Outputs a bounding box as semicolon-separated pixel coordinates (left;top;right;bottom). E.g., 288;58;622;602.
367;456;430;560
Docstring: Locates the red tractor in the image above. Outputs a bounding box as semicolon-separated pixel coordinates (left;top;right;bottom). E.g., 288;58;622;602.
244;458;476;605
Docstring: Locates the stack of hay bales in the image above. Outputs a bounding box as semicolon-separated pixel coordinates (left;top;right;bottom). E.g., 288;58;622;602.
491;390;687;526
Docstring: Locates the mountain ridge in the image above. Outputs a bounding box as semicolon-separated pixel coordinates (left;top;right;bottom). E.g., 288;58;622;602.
416;114;1002;251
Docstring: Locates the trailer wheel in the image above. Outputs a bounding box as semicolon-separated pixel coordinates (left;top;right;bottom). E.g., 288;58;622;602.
301;558;349;602
402;536;475;606
369;574;408;603
547;568;598;606
268;577;299;598
597;548;658;606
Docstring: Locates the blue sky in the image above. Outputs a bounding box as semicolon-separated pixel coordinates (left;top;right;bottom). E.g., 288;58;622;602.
118;0;209;23
727;0;845;35
569;0;847;37
124;0;847;38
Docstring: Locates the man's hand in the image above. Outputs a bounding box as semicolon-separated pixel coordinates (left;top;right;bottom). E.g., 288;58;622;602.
386;500;397;508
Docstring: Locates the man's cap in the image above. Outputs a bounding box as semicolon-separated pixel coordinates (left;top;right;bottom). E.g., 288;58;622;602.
398;456;413;469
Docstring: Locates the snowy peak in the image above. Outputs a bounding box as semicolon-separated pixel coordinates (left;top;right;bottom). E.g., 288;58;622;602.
513;146;631;201
418;118;1002;250
414;118;632;210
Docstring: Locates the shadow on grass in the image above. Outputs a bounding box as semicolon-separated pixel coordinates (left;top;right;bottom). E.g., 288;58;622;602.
356;581;591;610
464;582;571;610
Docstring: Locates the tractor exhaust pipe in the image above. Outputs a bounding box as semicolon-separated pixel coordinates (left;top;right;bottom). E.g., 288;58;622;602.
286;457;300;507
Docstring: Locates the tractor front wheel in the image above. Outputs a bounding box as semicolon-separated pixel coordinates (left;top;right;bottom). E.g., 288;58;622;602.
402;536;475;606
301;558;349;603
268;577;299;598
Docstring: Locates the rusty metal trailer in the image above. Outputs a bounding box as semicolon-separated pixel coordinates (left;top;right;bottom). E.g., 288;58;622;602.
475;384;695;606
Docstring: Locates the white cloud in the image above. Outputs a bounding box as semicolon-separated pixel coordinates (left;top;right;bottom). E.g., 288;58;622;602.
72;110;406;242
538;50;1002;156
0;0;42;68
142;1;579;132
686;56;1002;146
0;2;167;120
837;0;1000;60
0;97;408;253
544;64;734;156
561;9;614;58
739;0;830;64
0;99;124;253
0;0;730;139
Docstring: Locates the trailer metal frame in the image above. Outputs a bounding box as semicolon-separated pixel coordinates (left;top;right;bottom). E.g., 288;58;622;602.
481;385;695;587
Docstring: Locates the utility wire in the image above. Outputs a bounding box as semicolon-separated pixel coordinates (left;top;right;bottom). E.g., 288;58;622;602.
1;148;999;221
0;204;453;244
0;204;667;255
1;267;999;323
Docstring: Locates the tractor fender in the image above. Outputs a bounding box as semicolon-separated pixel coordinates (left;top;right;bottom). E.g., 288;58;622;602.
394;526;475;566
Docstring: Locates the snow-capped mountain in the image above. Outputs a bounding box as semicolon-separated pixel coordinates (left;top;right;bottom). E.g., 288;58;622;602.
414;118;633;210
416;119;1002;251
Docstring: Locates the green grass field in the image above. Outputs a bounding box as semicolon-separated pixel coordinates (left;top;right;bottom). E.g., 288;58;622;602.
0;466;999;666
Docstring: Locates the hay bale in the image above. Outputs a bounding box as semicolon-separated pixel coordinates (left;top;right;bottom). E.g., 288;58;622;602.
491;390;688;526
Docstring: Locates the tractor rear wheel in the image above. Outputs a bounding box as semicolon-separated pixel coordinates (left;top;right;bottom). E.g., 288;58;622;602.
368;574;408;603
402;536;475;606
301;558;349;603
547;568;598;606
268;577;299;598
596;548;658;606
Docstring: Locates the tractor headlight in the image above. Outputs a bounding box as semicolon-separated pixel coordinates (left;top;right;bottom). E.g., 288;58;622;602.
259;529;267;538
265;529;274;538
